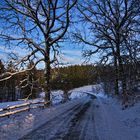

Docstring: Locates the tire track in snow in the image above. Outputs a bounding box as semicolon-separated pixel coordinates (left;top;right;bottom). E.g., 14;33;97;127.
20;103;82;140
20;98;92;140
62;100;99;140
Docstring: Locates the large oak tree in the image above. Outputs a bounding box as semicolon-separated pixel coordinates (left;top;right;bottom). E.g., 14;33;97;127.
0;0;77;104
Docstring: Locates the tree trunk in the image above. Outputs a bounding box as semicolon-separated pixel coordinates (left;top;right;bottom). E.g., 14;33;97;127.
116;45;127;104
115;30;127;103
118;56;128;102
44;45;51;105
114;53;119;95
63;89;69;103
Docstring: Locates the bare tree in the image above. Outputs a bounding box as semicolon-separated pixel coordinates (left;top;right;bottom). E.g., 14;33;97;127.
0;0;77;104
74;0;140;103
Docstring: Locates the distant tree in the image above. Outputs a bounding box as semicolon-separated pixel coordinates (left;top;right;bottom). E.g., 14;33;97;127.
51;65;97;91
0;60;4;74
6;61;16;101
0;60;5;101
20;61;38;99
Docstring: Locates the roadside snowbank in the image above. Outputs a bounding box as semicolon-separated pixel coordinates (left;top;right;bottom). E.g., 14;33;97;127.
69;84;107;99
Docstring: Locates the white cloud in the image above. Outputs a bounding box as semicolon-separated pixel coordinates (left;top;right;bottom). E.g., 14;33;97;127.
58;51;83;66
0;46;32;60
62;49;82;56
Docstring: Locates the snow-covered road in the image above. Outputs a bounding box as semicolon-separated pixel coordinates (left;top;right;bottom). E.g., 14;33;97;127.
19;96;140;140
20;96;98;140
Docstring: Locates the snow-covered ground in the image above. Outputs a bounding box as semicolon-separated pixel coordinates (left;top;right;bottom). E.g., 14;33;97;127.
94;97;140;140
0;84;140;140
69;84;106;99
0;98;44;110
0;84;105;110
0;91;63;110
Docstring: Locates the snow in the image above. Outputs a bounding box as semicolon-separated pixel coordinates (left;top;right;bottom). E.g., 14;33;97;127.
94;96;140;140
51;90;63;105
0;98;44;110
0;84;140;140
69;84;107;99
0;100;26;109
0;97;88;140
0;84;105;110
0;90;63;110
39;90;64;105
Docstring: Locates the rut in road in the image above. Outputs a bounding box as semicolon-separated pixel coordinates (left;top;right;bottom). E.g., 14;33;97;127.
61;99;99;140
20;99;86;140
20;97;98;140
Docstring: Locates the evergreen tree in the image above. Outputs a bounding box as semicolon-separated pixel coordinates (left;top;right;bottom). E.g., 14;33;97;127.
0;60;4;74
0;60;5;102
6;61;16;101
22;61;38;99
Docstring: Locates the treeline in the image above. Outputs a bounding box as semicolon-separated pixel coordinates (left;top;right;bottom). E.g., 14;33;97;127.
0;62;98;102
0;58;139;102
96;63;140;95
51;65;98;91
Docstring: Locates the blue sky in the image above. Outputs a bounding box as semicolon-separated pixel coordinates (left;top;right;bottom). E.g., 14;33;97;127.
0;31;98;68
0;0;99;68
0;42;86;68
0;41;84;64
0;40;98;69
